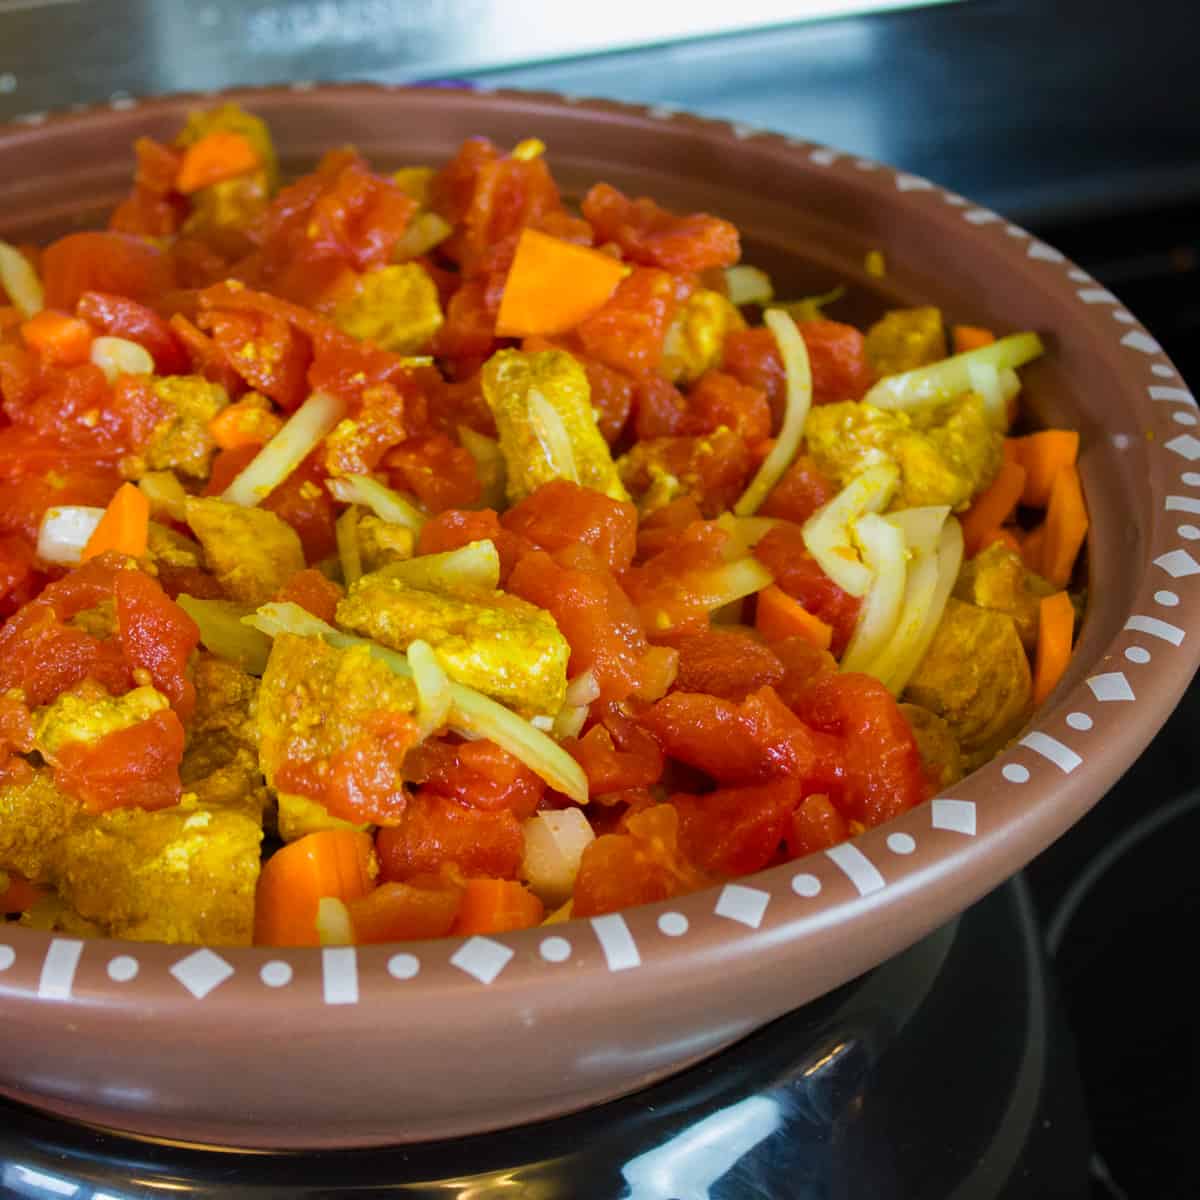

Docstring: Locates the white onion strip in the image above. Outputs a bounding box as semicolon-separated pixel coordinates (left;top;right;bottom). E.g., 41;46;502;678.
884;516;964;696
407;638;453;736
246;602;589;803
528;387;580;484
90;336;153;382
374;539;500;593
36;505;103;565
863;331;1043;411
734;308;813;516
802;463;899;598
838;514;907;675
335;505;363;587
223;390;346;507
0;240;43;319
327;473;426;532
724;265;774;307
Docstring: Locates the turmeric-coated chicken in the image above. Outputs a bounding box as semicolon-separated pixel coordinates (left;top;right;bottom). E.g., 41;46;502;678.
482;348;630;504
660;289;744;384
185;496;306;606
864;306;947;377
904;598;1032;767
953;542;1058;653
332;263;444;354
126;375;228;481
803;393;1002;511
336;570;570;718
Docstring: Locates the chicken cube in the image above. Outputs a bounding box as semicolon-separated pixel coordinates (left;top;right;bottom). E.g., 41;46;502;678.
803;393;1001;511
358;513;416;573
128;376;228;481
865;306;946;377
661;289;745;385
904;598;1032;767
482;348;630;504
337;572;569;718
257;633;417;839
185;496;305;606
32;682;170;761
332;263;444;355
953;542;1057;653
0;770;80;884
898;702;963;790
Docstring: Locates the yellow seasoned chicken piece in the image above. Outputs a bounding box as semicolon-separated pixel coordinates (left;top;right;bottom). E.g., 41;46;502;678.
179;102;278;240
332;264;444;354
865;306;946;377
661;289;745;384
56;794;263;945
127;375;228;481
257;633;417;840
185;496;305;606
337;571;570;718
904;598;1032;768
953;542;1057;653
804;393;1002;511
0;769;80;884
898;702;963;790
482;348;630;504
147;522;205;573
32;682;169;761
358;514;415;573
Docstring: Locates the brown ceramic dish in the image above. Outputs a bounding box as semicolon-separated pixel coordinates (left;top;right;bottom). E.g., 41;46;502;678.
0;85;1196;1151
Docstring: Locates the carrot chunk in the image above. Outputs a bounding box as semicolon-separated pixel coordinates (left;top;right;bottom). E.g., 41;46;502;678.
952;324;996;353
81;482;150;561
1033;591;1076;706
495;228;628;337
20;309;93;365
755;583;834;650
450;877;544;936
175;130;261;194
1040;463;1088;588
1007;429;1079;508
960;459;1027;557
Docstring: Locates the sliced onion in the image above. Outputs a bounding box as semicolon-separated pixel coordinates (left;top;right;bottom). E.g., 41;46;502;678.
0;240;43;319
885;516;964;695
90;335;153;382
520;808;595;907
867;532;943;693
373;539;500;593
565;669;600;708
36;505;103;565
838;514;907;675
802;463;900;597
137;471;190;523
245;602;589;803
335;505;363;587
863;332;1044;411
714;512;780;560
734;308;812;516
392;211;453;260
967;360;1022;430
327;473;426;532
552;703;589;740
884;504;951;556
316;897;355;946
177;595;272;675
527;387;580;484
679;556;774;616
407;638;453;736
724;265;774;307
223;390;346;507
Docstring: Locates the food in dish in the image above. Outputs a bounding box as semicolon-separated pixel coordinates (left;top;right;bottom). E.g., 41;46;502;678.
0;104;1087;946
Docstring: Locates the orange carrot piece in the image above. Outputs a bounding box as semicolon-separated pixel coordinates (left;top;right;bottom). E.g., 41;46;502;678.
176;130;261;194
1033;591;1075;707
977;527;1022;555
1007;430;1080;508
960;460;1027;557
495;228;628;337
81;482;150;561
254;829;377;947
1021;523;1047;574
450;878;544;936
953;324;996;353
348;875;465;943
755;583;834;650
1040;463;1088;588
0;871;47;914
208;397;284;450
20;309;93;365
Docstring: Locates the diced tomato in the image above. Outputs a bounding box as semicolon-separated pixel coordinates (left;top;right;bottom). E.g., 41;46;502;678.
787;793;851;858
771;635;839;709
200;307;312;411
790;672;931;827
633;373;689;440
432;278;500;362
759;454;837;525
684;370;771;444
41;232;175;312
576;267;693;377
376;791;525;882
0;459;120;544
796;319;875;405
0;534;43;618
274;568;343;624
667;627;785;700
348;873;465;943
582;183;740;274
53;708;186;813
565;703;664;795
407;738;545;820
619;429;752;518
572;803;708;918
673;779;803;876
634;496;704;560
169;313;246;396
753;523;861;656
114;566;201;721
502;480;638;573
620;518;730;632
76;291;190;375
385;433;481;513
416;508;530;583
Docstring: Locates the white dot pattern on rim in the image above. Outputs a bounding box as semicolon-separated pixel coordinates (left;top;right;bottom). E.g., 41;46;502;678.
658;912;689;937
1175;412;1199;426
107;955;139;983
1155;590;1180;606
886;833;916;856
1066;712;1094;731
260;961;293;988
539;937;572;963
387;953;420;981
1002;764;1030;784
1125;646;1152;664
0;945;14;971
791;873;822;897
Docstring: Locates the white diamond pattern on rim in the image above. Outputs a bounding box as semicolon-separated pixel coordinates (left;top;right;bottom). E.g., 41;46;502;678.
931;798;977;835
714;883;771;928
170;949;234;999
1086;672;1136;702
450;937;514;984
1154;549;1200;577
1165;434;1200;461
